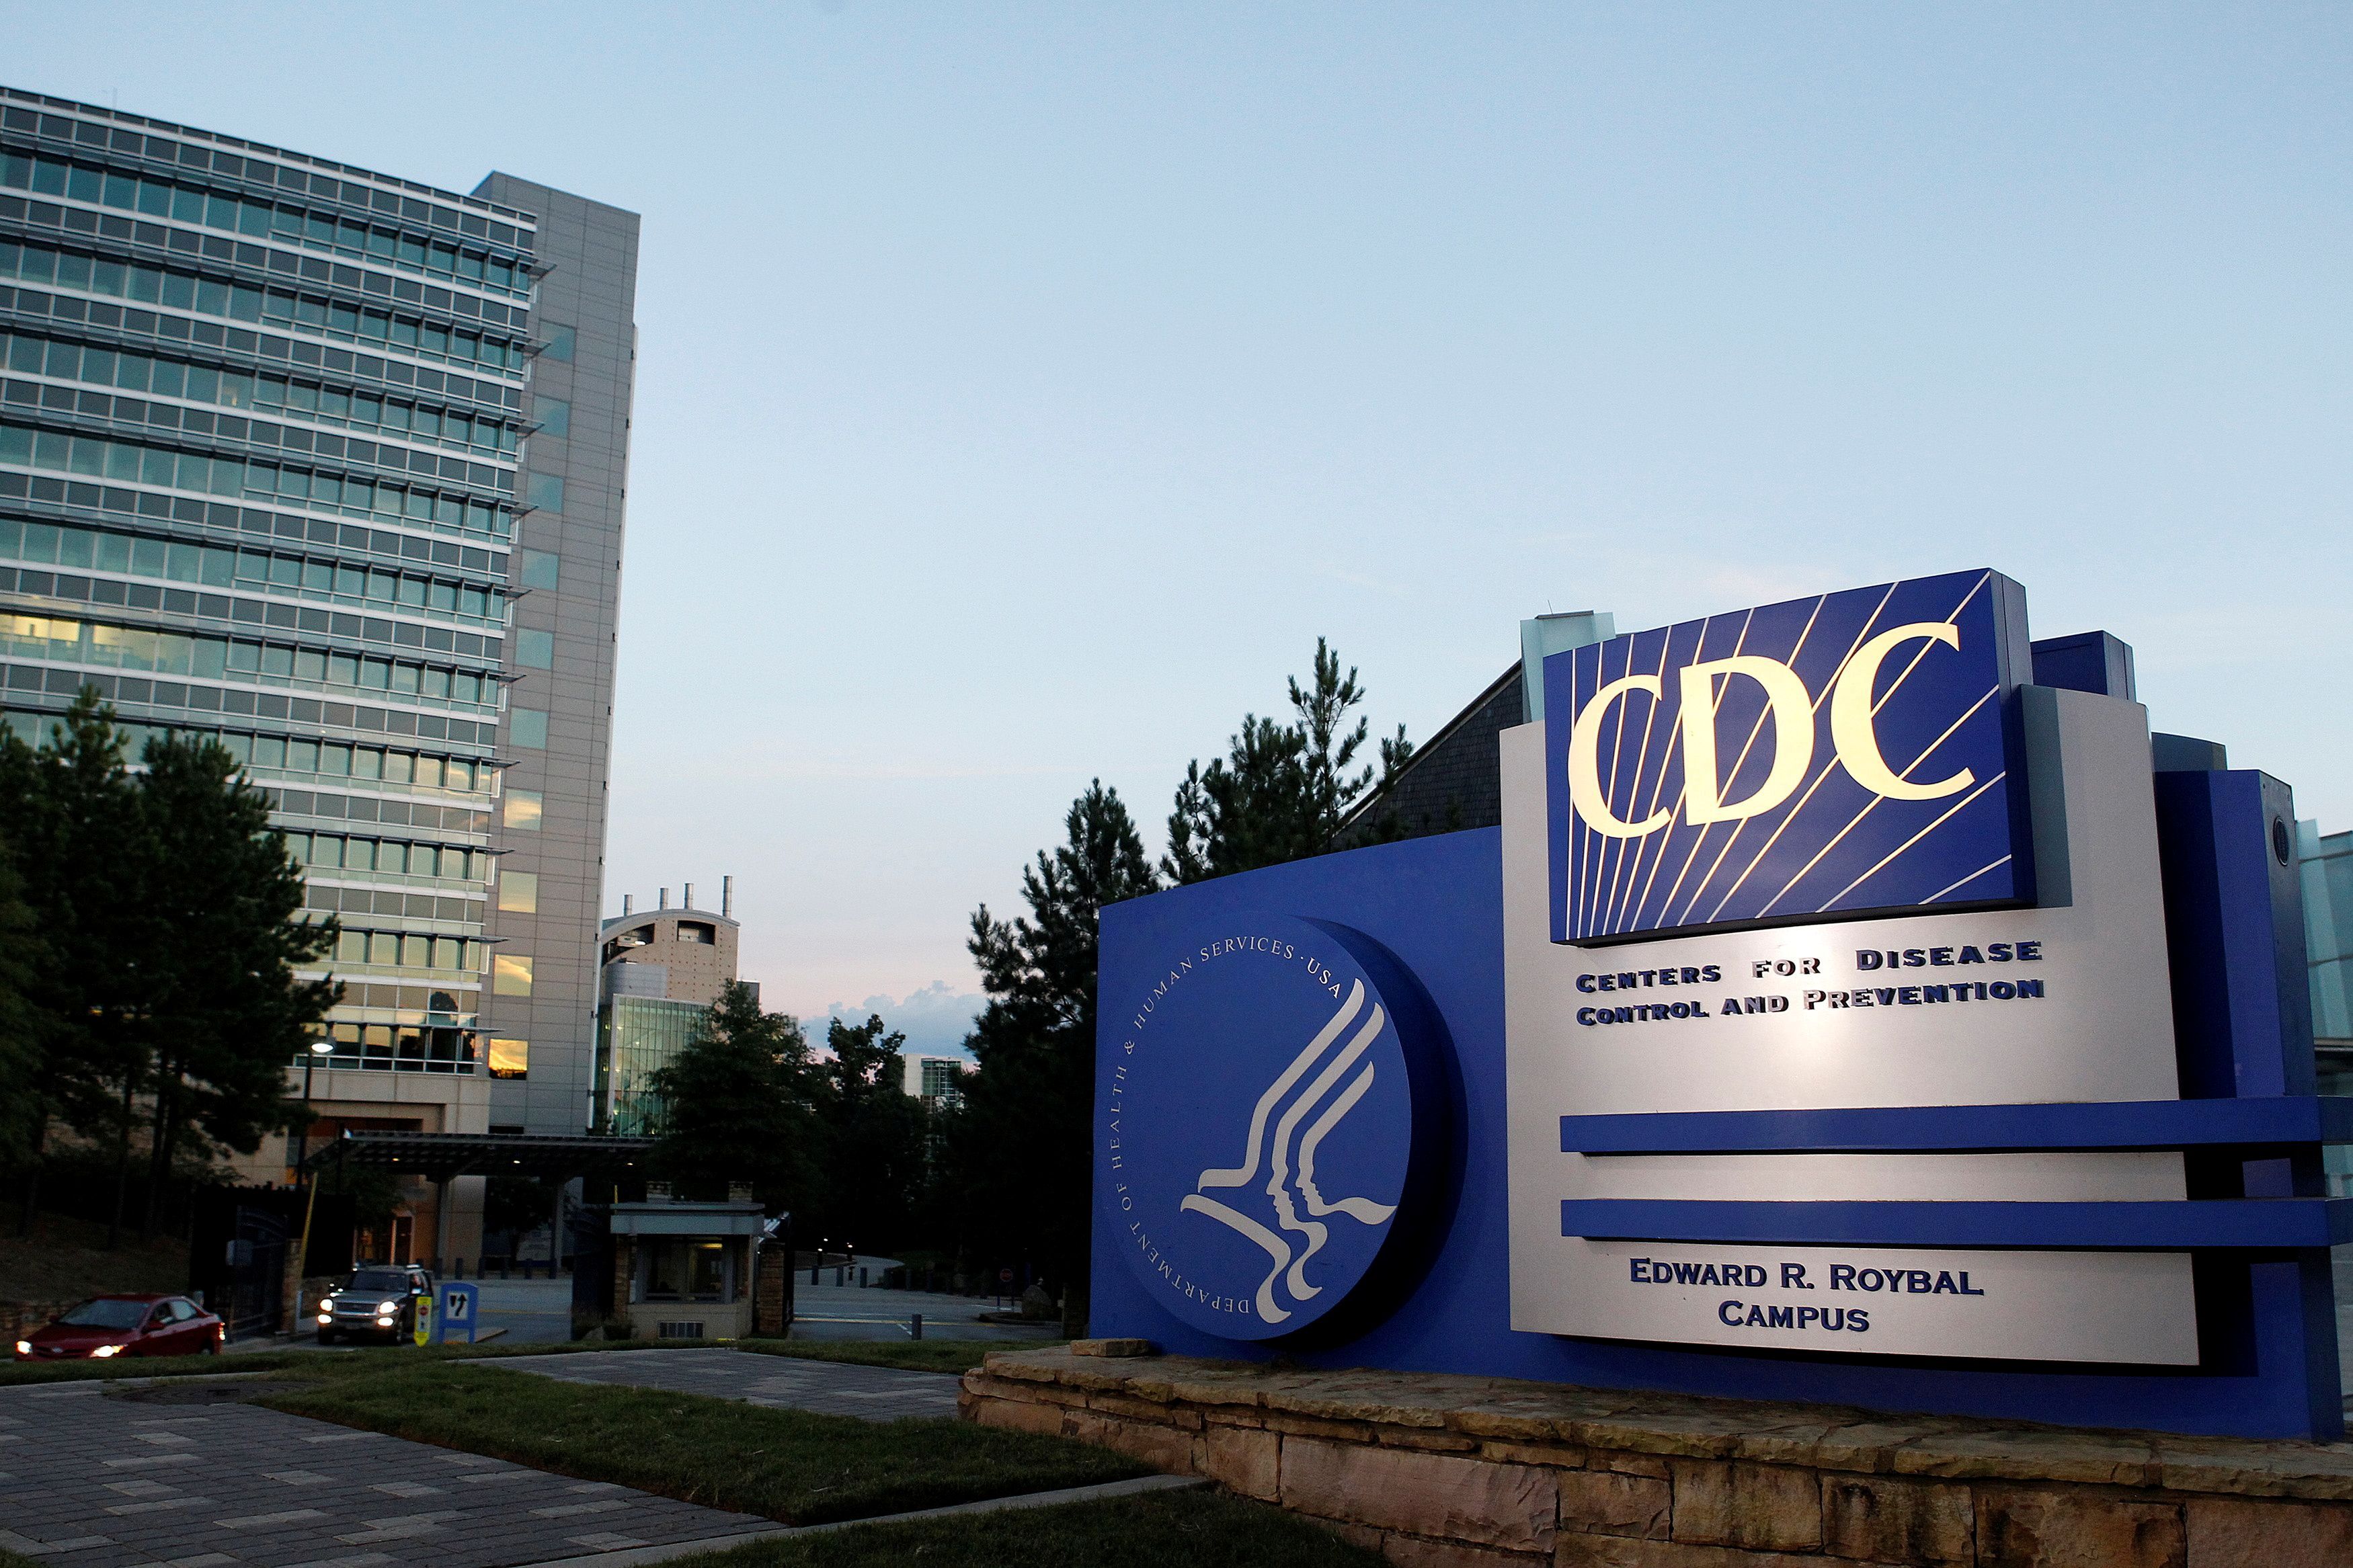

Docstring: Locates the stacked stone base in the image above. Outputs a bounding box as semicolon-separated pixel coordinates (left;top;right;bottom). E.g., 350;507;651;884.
960;1348;2353;1567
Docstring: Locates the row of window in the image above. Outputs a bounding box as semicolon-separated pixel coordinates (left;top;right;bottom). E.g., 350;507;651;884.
6;276;526;417
333;927;481;975
311;1022;487;1075
3;520;506;617
322;981;481;1020
0;712;499;822
5;387;514;522
221;732;494;793
2;239;528;370
1;150;532;295
5;105;532;247
0;421;514;530
7;331;519;450
2;612;500;709
0;563;507;672
290;831;489;882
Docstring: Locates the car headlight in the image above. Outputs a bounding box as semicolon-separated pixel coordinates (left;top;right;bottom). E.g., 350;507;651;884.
317;1312;333;1323
13;1341;27;1354
91;1345;123;1358
378;1300;401;1313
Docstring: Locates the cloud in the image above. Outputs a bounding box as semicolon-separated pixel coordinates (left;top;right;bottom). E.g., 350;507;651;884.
822;981;985;1059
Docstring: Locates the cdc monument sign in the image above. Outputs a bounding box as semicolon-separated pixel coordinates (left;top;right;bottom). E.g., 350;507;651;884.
1094;569;2348;1440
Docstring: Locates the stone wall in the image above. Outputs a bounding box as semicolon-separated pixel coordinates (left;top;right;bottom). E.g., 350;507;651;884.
754;1242;788;1336
961;1348;2353;1567
609;1234;635;1326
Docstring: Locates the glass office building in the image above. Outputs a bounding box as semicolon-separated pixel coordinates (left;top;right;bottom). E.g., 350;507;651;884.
593;897;743;1135
0;85;636;1252
598;995;707;1136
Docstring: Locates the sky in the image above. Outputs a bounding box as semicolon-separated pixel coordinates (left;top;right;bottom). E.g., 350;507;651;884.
9;4;2348;1052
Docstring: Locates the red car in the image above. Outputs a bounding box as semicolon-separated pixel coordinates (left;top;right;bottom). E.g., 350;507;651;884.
13;1294;224;1360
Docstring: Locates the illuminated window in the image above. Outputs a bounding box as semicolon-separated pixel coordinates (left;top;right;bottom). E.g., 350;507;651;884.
503;790;543;830
498;870;539;914
493;954;533;996
487;1038;529;1079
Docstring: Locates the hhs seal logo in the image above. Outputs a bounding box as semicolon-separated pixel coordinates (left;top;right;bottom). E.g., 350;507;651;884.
1100;913;1452;1342
1544;568;2037;944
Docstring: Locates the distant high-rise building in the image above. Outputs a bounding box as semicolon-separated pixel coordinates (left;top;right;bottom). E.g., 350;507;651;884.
597;884;742;1134
902;1055;967;1109
0;84;636;1262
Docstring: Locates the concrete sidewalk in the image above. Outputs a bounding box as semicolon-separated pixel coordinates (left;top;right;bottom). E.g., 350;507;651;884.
0;1380;763;1568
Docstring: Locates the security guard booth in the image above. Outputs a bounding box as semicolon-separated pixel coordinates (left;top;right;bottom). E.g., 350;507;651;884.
610;1198;766;1341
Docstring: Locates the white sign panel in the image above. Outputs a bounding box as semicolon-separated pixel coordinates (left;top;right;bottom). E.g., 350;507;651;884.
1503;686;2200;1364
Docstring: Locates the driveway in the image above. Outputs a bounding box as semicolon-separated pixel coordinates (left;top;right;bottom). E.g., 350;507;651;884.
0;1380;763;1568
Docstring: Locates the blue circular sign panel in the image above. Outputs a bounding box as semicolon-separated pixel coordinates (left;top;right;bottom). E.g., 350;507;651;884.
1100;913;1447;1343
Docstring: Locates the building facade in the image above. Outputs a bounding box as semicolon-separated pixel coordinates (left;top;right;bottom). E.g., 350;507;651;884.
471;171;636;1140
0;85;635;1263
596;888;741;1134
902;1054;966;1109
2299;820;2352;1196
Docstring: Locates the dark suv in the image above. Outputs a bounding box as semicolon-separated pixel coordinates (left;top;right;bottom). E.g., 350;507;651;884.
316;1266;434;1344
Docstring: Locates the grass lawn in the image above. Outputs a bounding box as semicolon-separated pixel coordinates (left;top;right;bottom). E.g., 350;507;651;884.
735;1337;1047;1375
674;1489;1382;1568
260;1359;1150;1526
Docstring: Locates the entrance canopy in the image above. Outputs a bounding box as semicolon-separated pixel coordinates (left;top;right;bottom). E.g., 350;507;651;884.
301;1130;654;1184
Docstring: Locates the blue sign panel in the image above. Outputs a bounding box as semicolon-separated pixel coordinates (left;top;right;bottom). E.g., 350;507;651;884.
1099;913;1453;1343
434;1281;479;1345
1543;568;2035;944
1092;569;2347;1442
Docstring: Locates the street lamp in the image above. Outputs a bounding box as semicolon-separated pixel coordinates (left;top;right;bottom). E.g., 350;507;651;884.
292;1038;335;1180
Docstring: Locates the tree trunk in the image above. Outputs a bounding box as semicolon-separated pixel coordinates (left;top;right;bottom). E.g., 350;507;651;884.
141;1071;180;1240
17;1110;47;1237
106;1073;135;1250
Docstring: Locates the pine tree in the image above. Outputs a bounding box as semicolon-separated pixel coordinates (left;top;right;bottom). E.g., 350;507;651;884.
956;781;1158;1333
135;730;340;1237
817;1014;927;1255
0;692;147;1237
4;692;346;1240
0;831;40;1170
1164;638;1414;882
